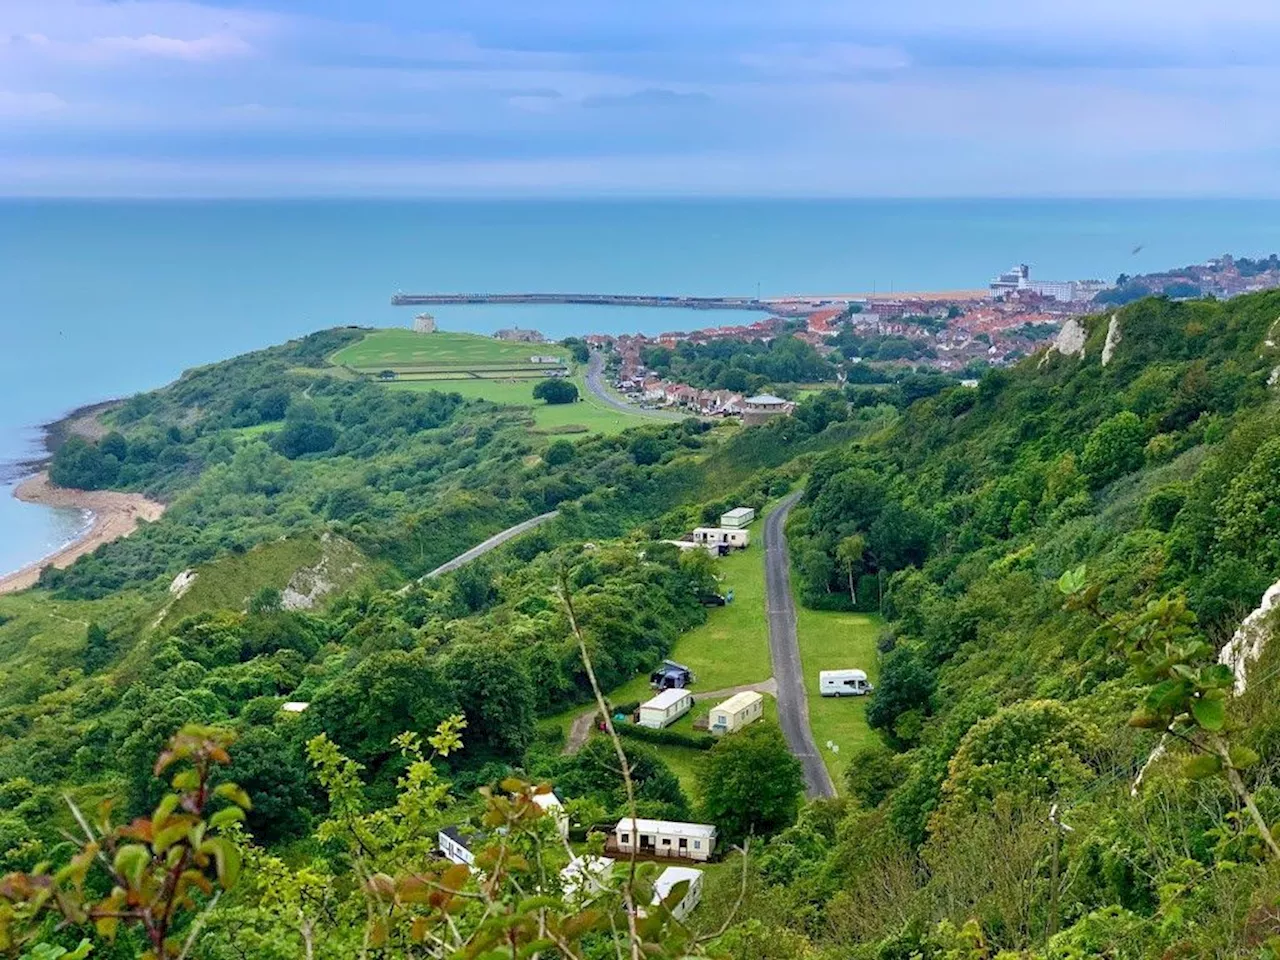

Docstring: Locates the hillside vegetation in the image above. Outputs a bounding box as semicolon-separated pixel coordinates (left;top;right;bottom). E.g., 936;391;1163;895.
5;294;1280;957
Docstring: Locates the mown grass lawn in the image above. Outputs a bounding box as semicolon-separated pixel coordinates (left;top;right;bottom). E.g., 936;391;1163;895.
391;375;648;436
793;598;882;789
330;329;558;369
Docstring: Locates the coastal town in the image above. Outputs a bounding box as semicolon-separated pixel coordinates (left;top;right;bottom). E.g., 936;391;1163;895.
510;254;1280;417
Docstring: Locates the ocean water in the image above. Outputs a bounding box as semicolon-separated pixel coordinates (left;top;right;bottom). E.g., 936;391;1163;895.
3;197;1280;577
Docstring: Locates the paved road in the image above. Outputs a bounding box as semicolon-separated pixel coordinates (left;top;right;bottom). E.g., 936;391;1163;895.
422;511;559;580
764;490;836;799
585;352;686;421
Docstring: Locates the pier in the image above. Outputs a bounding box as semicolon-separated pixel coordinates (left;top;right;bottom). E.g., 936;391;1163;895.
391;292;772;311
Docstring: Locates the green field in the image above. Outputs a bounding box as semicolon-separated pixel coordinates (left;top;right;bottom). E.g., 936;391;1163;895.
793;601;881;787
391;375;649;436
546;509;779;792
330;329;562;371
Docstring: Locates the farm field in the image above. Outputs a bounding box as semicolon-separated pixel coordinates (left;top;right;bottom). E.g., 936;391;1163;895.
390;376;648;436
792;601;881;787
330;329;562;372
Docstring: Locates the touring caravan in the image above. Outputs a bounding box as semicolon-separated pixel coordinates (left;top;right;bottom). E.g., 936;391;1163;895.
819;669;873;697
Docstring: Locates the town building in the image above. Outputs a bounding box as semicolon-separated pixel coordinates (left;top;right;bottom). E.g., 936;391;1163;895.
413;313;437;333
612;818;717;862
708;691;764;735
438;826;478;866
650;660;695;690
652;866;704;920
638;688;694;729
719;507;755;529
742;394;793;426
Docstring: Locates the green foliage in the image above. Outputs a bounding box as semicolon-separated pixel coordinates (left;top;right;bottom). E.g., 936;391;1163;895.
1080;411;1145;489
532;378;579;404
617;724;715;751
698;723;804;844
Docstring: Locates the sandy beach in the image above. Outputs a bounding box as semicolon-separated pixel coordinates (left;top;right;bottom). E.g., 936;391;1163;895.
0;473;166;595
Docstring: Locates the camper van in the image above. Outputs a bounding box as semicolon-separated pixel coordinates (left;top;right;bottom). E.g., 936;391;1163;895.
819;669;873;697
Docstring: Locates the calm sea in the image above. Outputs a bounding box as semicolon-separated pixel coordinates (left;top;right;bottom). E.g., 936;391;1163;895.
2;197;1279;577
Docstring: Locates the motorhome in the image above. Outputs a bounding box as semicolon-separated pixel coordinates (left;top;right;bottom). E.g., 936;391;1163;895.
819;669;873;697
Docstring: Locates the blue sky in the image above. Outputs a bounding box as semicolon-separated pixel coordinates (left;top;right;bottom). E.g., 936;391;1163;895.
3;0;1280;196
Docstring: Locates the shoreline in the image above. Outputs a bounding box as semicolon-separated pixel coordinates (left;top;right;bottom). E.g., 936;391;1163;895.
0;472;166;596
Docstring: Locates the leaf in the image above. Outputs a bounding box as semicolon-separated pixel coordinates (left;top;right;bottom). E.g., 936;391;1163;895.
1128;708;1166;729
152;821;189;855
213;783;253;810
200;837;242;890
1191;697;1226;732
111;844;150;889
1057;564;1088;596
1229;745;1260;770
209;807;246;831
1183;754;1222;779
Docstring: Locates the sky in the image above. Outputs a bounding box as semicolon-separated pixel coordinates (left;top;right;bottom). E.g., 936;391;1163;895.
3;0;1280;197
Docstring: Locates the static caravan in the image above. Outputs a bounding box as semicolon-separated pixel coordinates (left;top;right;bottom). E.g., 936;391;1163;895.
560;855;615;904
438;826;478;866
819;669;873;697
691;527;750;553
532;790;570;838
652;866;704;920
613;817;717;862
638;688;693;728
708;691;764;735
719;507;756;529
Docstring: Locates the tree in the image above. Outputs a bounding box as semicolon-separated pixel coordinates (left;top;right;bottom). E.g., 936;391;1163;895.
544;439;576;466
866;646;935;741
629;435;664;466
836;534;866;606
532;379;579;404
83;622;113;673
1080;412;1145;489
49;436;119;490
698;722;803;844
272;401;338;458
444;643;536;760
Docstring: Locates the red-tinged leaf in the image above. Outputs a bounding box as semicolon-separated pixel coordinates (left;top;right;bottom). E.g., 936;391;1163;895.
440;863;470;892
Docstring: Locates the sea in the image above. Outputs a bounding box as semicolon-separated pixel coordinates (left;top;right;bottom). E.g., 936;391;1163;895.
2;197;1279;578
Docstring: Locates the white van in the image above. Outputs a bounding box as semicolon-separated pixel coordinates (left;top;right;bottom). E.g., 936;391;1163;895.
819;669;873;697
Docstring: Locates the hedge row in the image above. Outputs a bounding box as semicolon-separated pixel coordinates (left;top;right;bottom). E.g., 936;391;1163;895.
617;723;715;751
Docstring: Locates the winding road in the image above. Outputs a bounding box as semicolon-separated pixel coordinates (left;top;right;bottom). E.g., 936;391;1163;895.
585;352;685;421
765;490;836;799
409;511;559;586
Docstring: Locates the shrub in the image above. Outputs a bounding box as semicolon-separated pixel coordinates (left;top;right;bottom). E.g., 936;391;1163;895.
616;724;715;751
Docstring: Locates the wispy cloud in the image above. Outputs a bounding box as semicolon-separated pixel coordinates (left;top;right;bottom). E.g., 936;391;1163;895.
3;0;1280;195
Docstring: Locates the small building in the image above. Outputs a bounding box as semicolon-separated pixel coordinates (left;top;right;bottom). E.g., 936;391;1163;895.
529;355;564;364
561;855;615;904
819;669;873;697
708;691;764;735
638;688;693;729
719;507;756;529
692;527;750;553
532;790;570;838
438;826;478;866
652;866;704;920
494;327;545;343
281;701;310;713
650;659;694;690
413;313;437;333
613;818;716;862
742;394;793;426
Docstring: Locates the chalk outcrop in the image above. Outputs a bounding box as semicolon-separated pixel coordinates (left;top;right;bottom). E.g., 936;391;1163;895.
1041;317;1087;367
1219;576;1280;695
1101;315;1122;366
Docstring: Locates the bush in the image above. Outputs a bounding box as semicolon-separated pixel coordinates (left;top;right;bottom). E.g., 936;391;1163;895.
533;379;579;405
616;723;715;751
